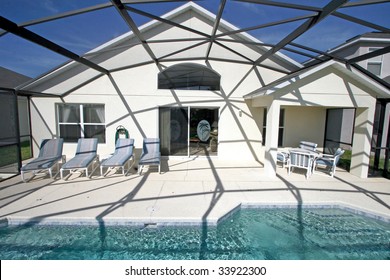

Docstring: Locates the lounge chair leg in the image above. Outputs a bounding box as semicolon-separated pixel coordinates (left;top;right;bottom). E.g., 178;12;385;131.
88;156;100;178
21;172;26;183
124;161;128;175
52;162;60;179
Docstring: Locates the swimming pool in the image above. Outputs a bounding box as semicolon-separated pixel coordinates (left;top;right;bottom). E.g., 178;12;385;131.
1;207;389;260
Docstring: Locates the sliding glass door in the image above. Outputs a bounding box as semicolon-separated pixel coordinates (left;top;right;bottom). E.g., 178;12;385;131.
159;107;188;156
0;91;21;179
159;107;218;157
189;108;218;156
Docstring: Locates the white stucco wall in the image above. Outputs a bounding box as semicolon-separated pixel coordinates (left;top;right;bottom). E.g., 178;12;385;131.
283;106;326;149
248;62;385;178
30;59;282;161
28;5;297;163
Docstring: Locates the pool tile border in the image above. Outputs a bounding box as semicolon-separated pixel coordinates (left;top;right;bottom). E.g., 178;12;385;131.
3;201;389;227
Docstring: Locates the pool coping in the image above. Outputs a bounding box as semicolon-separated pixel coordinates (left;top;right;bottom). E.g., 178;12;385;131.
2;201;389;227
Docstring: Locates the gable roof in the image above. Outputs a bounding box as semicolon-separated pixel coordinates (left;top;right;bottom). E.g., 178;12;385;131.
328;32;390;54
17;2;302;97
244;59;390;100
2;1;387;98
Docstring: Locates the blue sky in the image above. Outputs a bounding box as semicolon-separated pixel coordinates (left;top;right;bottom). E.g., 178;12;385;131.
1;0;389;78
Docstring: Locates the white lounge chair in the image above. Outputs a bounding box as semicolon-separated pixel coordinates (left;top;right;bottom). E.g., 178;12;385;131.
100;138;135;176
20;138;65;182
313;148;345;177
288;149;313;179
60;138;99;179
138;138;161;175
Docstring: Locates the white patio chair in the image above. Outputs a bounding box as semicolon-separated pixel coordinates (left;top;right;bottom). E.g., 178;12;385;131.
277;151;289;168
313;148;345;177
288;150;313;179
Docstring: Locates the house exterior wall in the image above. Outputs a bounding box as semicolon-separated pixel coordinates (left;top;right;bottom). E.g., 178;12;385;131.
358;45;390;80
30;60;281;162
330;36;390;164
333;41;390;81
249;63;381;178
28;6;298;162
283;106;326;149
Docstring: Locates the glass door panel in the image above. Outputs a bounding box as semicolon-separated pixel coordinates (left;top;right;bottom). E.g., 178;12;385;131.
190;108;218;156
0;91;20;179
170;107;188;156
159;107;188;156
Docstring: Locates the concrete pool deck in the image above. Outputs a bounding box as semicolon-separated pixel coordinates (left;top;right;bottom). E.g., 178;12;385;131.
0;158;389;226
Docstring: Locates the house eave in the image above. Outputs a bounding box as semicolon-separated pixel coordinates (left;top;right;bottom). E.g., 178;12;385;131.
244;60;390;101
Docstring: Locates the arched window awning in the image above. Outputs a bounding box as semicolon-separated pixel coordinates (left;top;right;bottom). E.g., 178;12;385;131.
158;63;220;90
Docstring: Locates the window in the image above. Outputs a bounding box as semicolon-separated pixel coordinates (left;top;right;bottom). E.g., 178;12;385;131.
262;108;285;147
367;62;382;76
158;63;220;90
367;47;383;77
57;103;105;143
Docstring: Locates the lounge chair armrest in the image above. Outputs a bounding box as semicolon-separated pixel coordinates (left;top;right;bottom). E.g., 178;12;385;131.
320;154;335;159
316;156;336;163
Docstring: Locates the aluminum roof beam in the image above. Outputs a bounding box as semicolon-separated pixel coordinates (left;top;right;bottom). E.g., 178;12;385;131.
348;46;390;64
122;0;190;3
333;12;390;33
215;13;319;39
0;2;113;38
157;40;210;60
350;63;390;89
206;0;227;60
288;42;346;62
111;0;158;63
0;16;109;75
125;5;211;38
254;0;348;66
341;0;390;8
234;0;322;12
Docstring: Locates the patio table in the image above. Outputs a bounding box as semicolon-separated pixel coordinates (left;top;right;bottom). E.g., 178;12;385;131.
289;148;320;158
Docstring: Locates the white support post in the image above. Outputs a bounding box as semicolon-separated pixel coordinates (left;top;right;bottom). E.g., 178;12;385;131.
350;106;375;178
264;101;280;178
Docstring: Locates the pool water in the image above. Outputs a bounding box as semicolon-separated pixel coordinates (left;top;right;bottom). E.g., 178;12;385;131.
1;208;389;260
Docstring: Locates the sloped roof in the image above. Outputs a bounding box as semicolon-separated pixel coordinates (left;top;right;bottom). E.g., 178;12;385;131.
0;67;31;89
1;1;389;97
243;59;390;100
15;2;302;96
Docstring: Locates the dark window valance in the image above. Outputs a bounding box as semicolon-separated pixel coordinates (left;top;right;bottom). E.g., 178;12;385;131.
158;63;220;90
